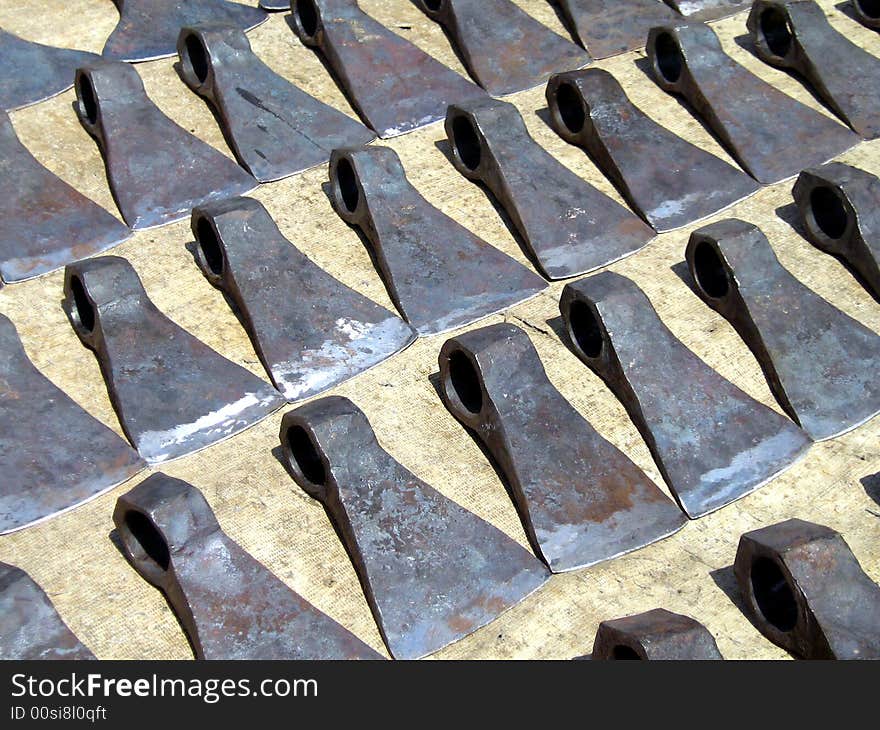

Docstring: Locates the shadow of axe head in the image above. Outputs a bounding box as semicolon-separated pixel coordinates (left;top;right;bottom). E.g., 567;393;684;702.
279;395;550;659
437;321;686;571
559;271;811;518
0;562;95;660
591;607;723;659
113;473;384;660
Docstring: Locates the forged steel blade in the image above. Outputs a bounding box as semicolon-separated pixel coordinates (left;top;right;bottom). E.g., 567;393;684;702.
0;29;98;111
328;145;547;335
0;314;144;534
288;0;486;138
114;473;383;659
734;518;880;659
591;608;723;659
747;1;880;140
102;0;267;62
0;112;131;284
260;0;290;8
279;396;550;659
0;563;95;660
191;196;416;401
177;24;375;182
437;323;686;572
413;0;590;96
62;256;284;464
793;162;880;298
686;219;880;441
560;272;810;518
852;0;880;29
444;97;655;279
554;0;680;59
74;60;256;229
545;68;760;232
662;0;750;21
646;23;858;184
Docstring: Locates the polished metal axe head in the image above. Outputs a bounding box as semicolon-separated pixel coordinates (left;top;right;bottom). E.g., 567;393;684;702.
260;0;290;9
114;473;383;659
591;608;723;659
289;0;486;138
792;162;880;299
102;0;268;62
747;0;880;140
0;29;98;111
0;562;95;660
74;59;256;229
545;68;760;232
279;396;550;659
852;0;880;29
190;196;415;401
177;24;375;182
554;0;680;58
662;0;750;21
646;22;859;184
444;97;655;279
437;322;686;571
559;272;810;518
62;256;284;464
327;145;547;335
0;313;145;535
734;518;880;659
0;111;131;284
686;219;880;440
414;0;590;96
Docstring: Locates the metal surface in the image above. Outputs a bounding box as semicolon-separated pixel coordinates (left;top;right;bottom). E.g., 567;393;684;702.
437;323;686;572
686;219;880;441
62;256;284;464
554;0;680;59
75;60;255;230
414;0;590;96
0;314;144;535
0;111;131;284
646;23;859;184
102;0;267;62
0;29;98;111
793;162;880;298
0;562;95;660
591;608;723;659
445;98;654;279
260;0;290;9
279;396;550;659
545;68;760;232
662;0;750;21
748;1;880;140
734;518;880;659
852;0;880;29
560;272;810;518
191;196;416;401
328;145;547;335
289;0;486;138
114;473;383;659
177;24;375;182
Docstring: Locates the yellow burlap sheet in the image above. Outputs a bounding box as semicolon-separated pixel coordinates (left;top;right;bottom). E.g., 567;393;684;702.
0;0;877;659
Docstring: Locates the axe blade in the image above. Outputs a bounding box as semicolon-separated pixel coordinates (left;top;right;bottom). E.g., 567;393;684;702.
662;0;750;21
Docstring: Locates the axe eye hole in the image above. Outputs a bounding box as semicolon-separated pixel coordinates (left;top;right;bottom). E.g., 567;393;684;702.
568;300;603;359
750;557;798;632
335;158;360;213
424;0;443;10
555;82;585;134
195;218;225;275
857;0;880;18
123;511;170;572
70;276;95;333
692;241;729;299
286;425;327;486
78;74;99;125
296;0;320;37
759;7;793;57
184;34;210;84
611;645;642;660
446;351;483;415
809;187;848;240
451;116;481;171
654;33;682;84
